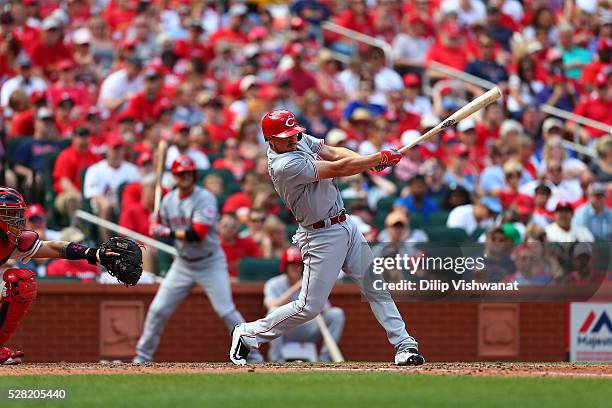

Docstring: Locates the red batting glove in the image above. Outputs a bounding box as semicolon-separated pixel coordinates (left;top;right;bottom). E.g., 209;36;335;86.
149;223;172;238
377;148;402;170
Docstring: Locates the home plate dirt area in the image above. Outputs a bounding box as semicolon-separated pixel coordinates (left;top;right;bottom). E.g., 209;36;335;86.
3;362;611;378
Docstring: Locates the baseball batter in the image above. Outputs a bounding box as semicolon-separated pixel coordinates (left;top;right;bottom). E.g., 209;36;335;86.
134;155;263;363
230;110;424;366
0;187;142;364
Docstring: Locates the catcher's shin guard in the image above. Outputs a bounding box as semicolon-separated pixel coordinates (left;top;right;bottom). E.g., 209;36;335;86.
0;268;37;345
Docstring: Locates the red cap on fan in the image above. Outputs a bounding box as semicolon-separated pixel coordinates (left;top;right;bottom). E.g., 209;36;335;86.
280;246;302;273
261;109;305;141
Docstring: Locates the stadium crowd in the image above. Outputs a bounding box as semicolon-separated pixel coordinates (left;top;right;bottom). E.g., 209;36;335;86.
0;0;610;286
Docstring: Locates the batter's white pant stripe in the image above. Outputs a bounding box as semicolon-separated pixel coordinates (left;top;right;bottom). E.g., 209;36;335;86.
241;230;313;339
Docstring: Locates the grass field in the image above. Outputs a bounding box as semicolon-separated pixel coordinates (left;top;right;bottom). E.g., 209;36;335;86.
1;371;611;408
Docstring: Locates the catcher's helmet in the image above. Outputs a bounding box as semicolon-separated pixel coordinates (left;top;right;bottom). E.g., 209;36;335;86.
0;187;26;244
280;246;302;273
171;155;196;174
261;109;305;141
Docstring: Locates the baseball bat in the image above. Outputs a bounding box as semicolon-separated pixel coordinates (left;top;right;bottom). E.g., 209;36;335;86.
315;314;344;362
75;210;178;256
398;86;503;154
153;139;169;221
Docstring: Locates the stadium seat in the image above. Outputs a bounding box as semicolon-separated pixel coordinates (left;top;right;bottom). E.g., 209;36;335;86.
376;196;396;213
40;151;65;229
422;226;468;243
286;223;299;242
238;257;280;281
429;211;450;226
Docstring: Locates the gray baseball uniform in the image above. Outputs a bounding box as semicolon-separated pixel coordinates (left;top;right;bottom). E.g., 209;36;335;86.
237;134;418;353
264;274;344;362
135;186;260;362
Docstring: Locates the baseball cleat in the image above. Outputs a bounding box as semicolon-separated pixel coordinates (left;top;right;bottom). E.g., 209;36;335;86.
0;347;23;365
132;355;151;364
229;325;250;366
394;348;425;366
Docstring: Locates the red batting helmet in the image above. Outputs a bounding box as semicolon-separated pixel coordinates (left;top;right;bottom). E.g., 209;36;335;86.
0;187;27;244
171;155;196;174
261;109;305;141
280;246;302;273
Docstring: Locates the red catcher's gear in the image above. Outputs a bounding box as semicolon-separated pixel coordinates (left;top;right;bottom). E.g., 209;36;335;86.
261;110;306;141
0;268;37;347
280;246;302;273
0;187;26;245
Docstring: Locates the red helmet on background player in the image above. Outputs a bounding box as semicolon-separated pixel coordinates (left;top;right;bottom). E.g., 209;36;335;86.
0;187;27;244
171;155;196;174
280;246;302;273
261;110;306;141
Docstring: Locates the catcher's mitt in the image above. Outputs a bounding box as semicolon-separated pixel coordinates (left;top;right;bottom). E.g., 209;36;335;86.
99;237;143;286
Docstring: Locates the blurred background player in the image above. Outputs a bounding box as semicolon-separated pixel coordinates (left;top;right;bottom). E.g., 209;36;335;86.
265;246;344;362
133;155;263;363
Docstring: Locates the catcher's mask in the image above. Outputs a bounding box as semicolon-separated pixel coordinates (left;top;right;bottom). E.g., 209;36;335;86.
0;187;26;245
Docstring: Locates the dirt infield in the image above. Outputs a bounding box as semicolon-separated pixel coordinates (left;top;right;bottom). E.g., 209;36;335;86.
1;362;611;378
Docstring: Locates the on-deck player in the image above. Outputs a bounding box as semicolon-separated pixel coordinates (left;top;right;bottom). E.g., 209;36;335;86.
134;155;263;363
0;187;123;364
230;110;424;366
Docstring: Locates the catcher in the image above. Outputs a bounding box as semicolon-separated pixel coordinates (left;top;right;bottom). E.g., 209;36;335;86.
0;187;142;364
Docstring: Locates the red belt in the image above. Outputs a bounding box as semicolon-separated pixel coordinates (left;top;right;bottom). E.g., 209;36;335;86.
311;212;347;229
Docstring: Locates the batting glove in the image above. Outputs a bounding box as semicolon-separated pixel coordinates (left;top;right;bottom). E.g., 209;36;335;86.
149;224;172;238
379;148;402;167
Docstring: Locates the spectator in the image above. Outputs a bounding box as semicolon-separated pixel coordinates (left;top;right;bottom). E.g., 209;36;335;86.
484;3;513;51
164;122;210;187
504;244;553;285
203;173;224;199
545;202;594;242
0;55;47;109
172;82;204;126
392;15;434;72
89;16;115;74
297;90;334;140
447;199;497;236
401;74;432;118
534;75;577;112
342;79;386;121
239;207;268;249
440;0;486;28
581;37;611;92
7;89;35;138
46;227;99;281
124;67;166;126
219;213;262;279
557;21;592;80
209;4;248;49
222;171;259;215
441;185;472;211
424;21;472;73
283;43;317;99
29;17;72;78
314;50;346;114
237;119;264;162
590;136;612;183
520;159;583;212
572;72;612;140
394;175;439;222
261;215;288;259
376;209;428;245
572;182;611;241
52;127;102;222
538;136;587;179
562;243;605;284
97;55;143;113
506;56;545;118
367;47;403;99
341;172;396;211
494;159;531;210
212;138;254;182
421;159;448;204
264;246;344;362
443;143;478;193
472;225;516;282
466;33;509;83
47;60;89;112
13;107;63;200
83;133;141;240
531;184;554;227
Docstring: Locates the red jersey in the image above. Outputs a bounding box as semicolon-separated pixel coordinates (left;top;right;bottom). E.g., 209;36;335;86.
209;28;248;49
174;39;213;62
29;41;73;77
52;145;102;193
573;95;612;138
9;109;35;138
222;192;252;214
125;92;164;124
119;200;151;238
221;236;262;278
46;259;98;281
425;42;470;71
284;67;317;97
